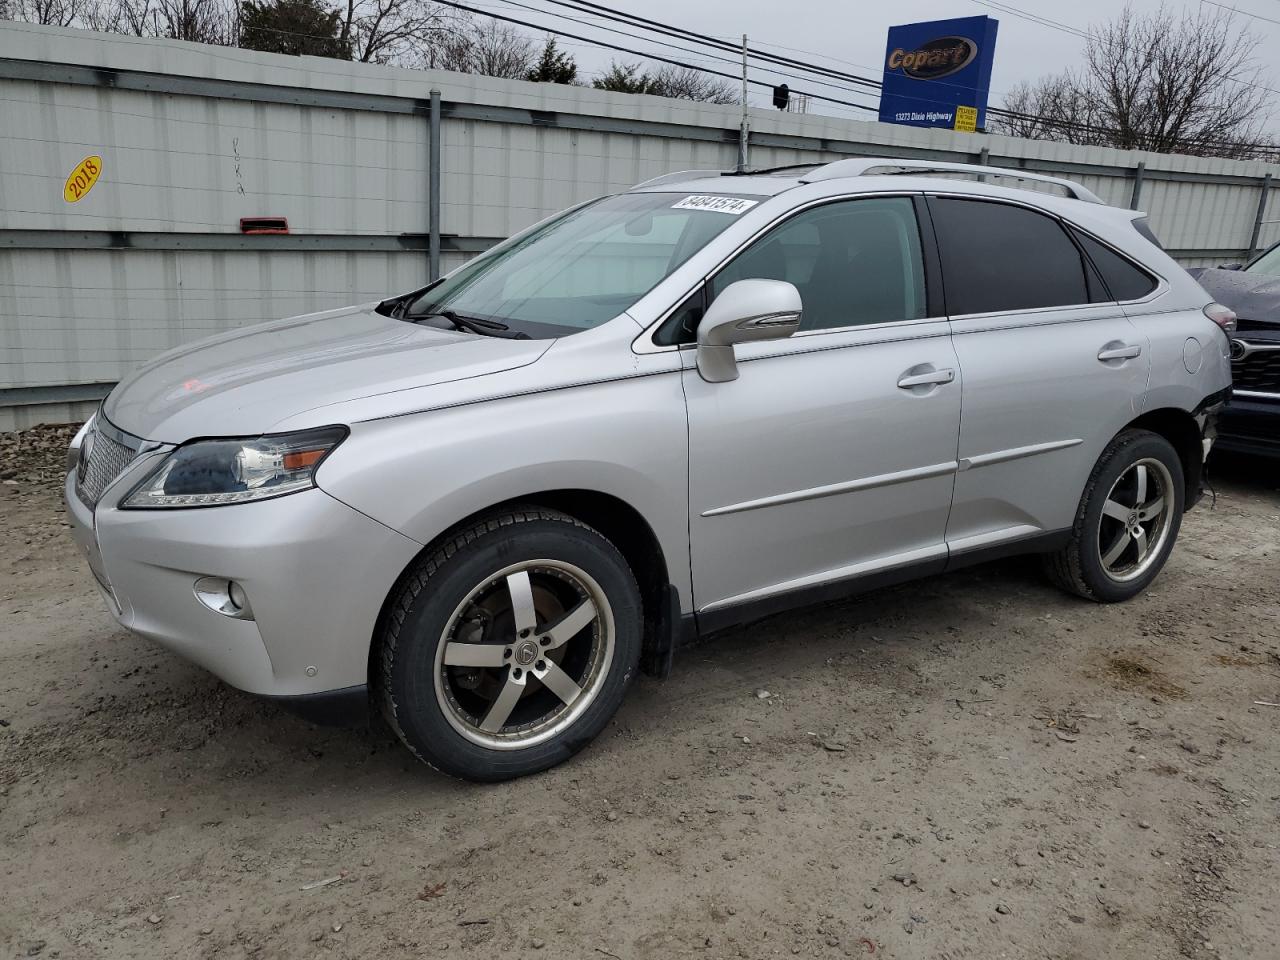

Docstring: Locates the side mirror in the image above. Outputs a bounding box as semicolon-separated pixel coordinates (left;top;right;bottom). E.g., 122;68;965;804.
1220;262;1244;271
696;279;802;383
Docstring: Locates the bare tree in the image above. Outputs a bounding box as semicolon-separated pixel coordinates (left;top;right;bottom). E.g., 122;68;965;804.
80;0;155;36
337;0;441;64
593;59;738;103
991;5;1275;159
648;64;737;104
464;18;533;78
25;0;231;39
154;0;234;42
12;0;83;26
995;75;1105;145
425;13;534;78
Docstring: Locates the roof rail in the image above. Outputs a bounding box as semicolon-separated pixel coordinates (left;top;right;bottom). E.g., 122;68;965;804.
633;169;726;189
799;158;1103;204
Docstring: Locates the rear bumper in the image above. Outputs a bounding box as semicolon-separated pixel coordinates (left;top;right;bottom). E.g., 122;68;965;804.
65;471;422;698
1216;394;1280;458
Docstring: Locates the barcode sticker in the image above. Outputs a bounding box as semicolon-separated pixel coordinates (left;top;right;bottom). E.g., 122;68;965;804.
671;195;759;215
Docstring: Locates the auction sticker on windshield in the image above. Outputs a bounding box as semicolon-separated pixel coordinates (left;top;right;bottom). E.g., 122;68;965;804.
671;195;758;215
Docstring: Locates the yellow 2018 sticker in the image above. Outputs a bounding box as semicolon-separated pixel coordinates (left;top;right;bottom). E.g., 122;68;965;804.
63;155;102;203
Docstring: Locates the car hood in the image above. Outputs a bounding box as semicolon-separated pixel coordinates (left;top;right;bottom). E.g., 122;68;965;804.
104;304;552;443
1189;267;1280;326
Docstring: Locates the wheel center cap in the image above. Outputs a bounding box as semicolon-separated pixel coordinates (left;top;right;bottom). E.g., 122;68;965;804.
515;639;539;666
1128;511;1139;526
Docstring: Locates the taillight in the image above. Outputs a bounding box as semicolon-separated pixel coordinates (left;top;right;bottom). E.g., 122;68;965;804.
1203;302;1237;335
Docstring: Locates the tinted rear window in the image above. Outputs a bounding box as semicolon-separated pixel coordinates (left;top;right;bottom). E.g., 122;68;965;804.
1071;229;1158;301
929;198;1090;315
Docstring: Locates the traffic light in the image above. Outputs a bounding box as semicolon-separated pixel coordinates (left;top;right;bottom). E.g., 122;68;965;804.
772;83;790;110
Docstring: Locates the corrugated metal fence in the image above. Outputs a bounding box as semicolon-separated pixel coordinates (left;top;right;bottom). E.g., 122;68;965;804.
2;22;1278;429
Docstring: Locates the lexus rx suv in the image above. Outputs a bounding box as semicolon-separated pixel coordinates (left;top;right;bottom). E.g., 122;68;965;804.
66;159;1232;781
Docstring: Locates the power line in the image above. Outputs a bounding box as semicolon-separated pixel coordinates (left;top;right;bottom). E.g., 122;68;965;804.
520;0;1033;121
968;0;1087;38
29;0;1271;157
487;0;970;109
429;0;881;112
974;0;1280;98
1201;0;1280;27
500;0;1277;153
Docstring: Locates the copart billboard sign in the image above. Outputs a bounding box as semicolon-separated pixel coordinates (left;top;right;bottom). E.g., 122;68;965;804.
878;16;999;133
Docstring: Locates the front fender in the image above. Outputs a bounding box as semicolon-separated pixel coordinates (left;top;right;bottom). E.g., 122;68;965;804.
315;367;692;608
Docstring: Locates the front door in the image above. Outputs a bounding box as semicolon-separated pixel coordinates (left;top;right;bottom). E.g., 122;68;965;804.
682;196;962;619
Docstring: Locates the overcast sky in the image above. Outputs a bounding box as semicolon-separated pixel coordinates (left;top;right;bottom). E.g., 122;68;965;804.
472;0;1280;134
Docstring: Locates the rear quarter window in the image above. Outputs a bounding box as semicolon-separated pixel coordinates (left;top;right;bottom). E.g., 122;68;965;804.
1070;228;1158;302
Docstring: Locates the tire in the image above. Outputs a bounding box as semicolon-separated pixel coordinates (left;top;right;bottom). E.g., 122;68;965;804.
377;506;642;782
1045;429;1185;603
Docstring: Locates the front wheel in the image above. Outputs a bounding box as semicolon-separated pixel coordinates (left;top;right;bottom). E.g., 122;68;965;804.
1045;429;1185;602
376;507;642;781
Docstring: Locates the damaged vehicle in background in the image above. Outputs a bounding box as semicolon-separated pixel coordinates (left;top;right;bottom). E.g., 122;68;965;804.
1191;241;1280;458
65;159;1232;782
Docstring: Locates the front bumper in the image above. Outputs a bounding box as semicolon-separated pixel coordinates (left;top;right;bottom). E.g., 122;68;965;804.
1216;395;1280;458
65;470;422;698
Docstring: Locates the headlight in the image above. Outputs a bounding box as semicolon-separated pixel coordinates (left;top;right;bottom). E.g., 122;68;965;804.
121;427;347;509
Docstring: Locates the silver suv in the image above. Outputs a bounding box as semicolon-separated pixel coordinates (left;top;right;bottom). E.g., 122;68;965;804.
65;159;1233;781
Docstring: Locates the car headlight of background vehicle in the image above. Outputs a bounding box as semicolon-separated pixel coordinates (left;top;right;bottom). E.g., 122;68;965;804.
121;427;347;508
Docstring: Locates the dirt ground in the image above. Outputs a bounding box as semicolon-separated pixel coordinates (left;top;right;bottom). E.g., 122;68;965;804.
1;424;1278;960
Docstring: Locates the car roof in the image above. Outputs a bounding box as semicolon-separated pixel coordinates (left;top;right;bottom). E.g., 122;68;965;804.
631;173;805;197
631;158;1107;206
631;160;1147;245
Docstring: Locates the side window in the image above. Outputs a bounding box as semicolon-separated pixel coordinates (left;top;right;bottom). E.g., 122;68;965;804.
1070;228;1158;301
929;198;1091;315
711;197;927;332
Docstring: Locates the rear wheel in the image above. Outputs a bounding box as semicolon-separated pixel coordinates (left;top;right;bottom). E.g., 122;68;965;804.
1046;429;1185;602
377;507;642;781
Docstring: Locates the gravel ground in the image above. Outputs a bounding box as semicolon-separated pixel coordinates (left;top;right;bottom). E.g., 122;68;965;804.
1;423;1278;960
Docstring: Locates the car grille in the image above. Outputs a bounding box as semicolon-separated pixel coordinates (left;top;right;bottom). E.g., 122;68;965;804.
1230;342;1280;396
75;420;145;508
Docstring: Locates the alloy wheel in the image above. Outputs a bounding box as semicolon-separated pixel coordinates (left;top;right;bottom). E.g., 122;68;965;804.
1097;457;1175;583
432;559;614;750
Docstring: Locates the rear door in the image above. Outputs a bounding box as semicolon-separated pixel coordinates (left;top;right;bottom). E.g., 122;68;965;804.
928;195;1151;555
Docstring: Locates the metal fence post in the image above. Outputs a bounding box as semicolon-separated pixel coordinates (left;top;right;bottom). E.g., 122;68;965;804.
1248;173;1272;259
1129;161;1145;211
429;89;441;282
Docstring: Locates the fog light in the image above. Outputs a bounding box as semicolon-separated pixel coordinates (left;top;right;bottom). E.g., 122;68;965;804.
194;577;255;620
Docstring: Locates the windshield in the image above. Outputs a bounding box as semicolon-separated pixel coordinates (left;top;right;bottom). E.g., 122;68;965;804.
1246;243;1280;278
404;192;760;337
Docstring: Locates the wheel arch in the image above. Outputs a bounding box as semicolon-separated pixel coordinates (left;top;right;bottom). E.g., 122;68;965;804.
369;489;677;688
1124;407;1203;505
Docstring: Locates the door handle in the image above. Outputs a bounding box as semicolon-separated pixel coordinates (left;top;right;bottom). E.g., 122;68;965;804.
1097;343;1142;362
897;367;956;389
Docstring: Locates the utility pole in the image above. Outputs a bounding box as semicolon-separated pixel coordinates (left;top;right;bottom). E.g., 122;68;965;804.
736;33;749;173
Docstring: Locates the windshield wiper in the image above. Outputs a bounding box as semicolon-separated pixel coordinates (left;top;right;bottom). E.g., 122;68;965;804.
410;309;530;339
